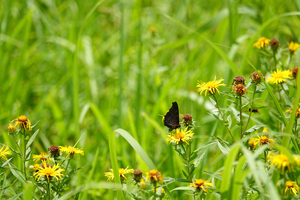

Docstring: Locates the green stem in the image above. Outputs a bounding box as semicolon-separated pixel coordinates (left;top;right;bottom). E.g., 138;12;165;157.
47;182;51;200
239;96;243;139
212;94;236;143
153;183;157;199
23;131;27;180
295;119;298;137
243;85;257;134
273;50;277;70
64;159;71;175
12;134;23;157
280;84;292;104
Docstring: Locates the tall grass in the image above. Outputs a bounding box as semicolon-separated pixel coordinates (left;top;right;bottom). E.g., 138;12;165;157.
1;0;300;199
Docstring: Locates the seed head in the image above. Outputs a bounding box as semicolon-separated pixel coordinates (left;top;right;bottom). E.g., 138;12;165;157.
49;145;60;158
270;38;279;51
232;76;245;85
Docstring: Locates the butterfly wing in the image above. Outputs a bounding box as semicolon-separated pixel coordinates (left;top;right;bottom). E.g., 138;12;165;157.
164;102;181;131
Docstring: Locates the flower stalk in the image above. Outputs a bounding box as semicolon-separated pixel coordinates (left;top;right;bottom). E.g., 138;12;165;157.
243;85;257;134
212;94;235;143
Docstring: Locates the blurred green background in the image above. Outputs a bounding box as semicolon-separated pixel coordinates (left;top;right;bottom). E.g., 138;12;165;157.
1;0;300;198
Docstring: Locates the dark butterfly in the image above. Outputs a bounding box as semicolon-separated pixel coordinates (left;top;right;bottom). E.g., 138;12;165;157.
164;102;181;131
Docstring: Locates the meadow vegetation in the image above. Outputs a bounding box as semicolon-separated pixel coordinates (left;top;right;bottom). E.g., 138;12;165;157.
1;0;300;199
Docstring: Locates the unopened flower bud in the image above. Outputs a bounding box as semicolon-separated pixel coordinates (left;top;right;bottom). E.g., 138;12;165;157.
133;169;143;182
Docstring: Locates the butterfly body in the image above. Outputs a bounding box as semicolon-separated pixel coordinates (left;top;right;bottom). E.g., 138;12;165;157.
164;102;181;131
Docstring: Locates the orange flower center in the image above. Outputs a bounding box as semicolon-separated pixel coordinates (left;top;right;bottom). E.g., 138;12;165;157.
195;179;205;187
174;132;185;140
18;115;28;122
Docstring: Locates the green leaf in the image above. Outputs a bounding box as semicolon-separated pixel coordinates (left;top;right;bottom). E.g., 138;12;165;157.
26;129;39;149
23;183;35;200
114;128;156;169
203;170;223;181
243;125;266;135
220;145;239;200
8;163;25;184
217;141;229;155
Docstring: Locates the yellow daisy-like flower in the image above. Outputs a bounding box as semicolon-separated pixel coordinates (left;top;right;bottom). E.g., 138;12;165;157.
189;179;214;193
267;69;292;85
196;76;226;96
288;42;300;54
285;103;300;118
59;146;84;158
285;181;300;195
253;37;270;49
166;127;194;145
146;169;163;184
12;115;32;131
34;161;64;182
0;145;11;161
269;153;294;172
33;152;52;163
104;167;134;181
262;127;268;133
248;135;275;150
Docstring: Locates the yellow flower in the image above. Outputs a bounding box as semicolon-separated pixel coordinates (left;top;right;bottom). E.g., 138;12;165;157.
34;161;64;182
248;135;275;150
197;76;226;96
248;138;257;150
166;127;194;145
267;69;292;85
285;181;300;195
104;167;134;181
293;155;300;166
33;152;52;163
262;127;268;133
288;42;300;54
59;146;84;158
13;115;32;131
189;179;214;193
285;103;300;118
253;37;270;49
0;145;11;161
269;153;294;172
146;169;163;184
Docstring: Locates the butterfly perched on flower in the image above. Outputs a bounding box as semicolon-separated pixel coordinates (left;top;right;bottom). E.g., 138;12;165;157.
164;102;181;131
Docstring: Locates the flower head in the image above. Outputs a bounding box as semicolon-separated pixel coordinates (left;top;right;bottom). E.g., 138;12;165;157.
269;153;294;172
13;115;32;131
59;146;84;158
262;127;268;133
49;145;60;158
285;181;299;195
156;187;165;197
196;76;226;96
133;169;143;182
8;123;16;134
105;167;134;181
291;67;298;79
146;169;163;184
182;113;193;126
250;70;265;84
33;153;52;163
232;84;247;96
270;38;279;51
285;103;300;118
189;179;214;193
166;127;194;145
248;138;257;150
0;145;11;161
232;76;245;85
253;37;270;49
288;42;300;54
34;161;64;182
267;69;292;85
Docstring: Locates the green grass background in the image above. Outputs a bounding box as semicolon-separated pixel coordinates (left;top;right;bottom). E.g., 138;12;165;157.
1;0;300;199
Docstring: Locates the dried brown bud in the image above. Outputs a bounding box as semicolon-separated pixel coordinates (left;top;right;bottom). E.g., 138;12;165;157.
182;113;192;125
232;76;245;85
250;71;265;84
49;145;60;158
270;38;279;51
133;169;143;182
291;67;298;79
232;84;247;96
